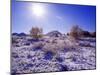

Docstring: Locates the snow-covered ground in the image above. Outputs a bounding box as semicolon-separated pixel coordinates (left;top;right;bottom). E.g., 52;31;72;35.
11;35;96;74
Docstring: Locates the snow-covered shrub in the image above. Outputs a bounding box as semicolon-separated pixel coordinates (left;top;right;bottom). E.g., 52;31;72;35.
12;52;19;58
27;54;33;59
30;27;43;40
59;64;69;71
51;38;57;44
56;57;64;62
26;63;34;68
24;43;30;46
27;39;39;43
32;42;44;51
79;42;92;47
12;37;18;44
43;43;57;53
44;51;54;60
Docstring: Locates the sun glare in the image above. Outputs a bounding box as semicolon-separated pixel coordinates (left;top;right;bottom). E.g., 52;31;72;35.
32;4;45;17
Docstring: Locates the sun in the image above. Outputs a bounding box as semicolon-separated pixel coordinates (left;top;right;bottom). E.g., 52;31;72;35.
32;4;45;17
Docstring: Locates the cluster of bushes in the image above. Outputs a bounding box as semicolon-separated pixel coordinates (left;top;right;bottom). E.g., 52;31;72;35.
90;32;96;37
69;25;96;39
13;25;95;41
13;25;95;40
12;38;18;44
30;27;43;39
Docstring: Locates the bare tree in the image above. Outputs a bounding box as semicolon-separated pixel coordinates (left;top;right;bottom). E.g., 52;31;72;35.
70;25;83;39
30;27;43;39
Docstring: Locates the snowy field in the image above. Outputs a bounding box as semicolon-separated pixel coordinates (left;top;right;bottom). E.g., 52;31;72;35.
11;34;96;74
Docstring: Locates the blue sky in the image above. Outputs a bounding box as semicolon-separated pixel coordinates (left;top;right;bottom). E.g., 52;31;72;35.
12;1;96;34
